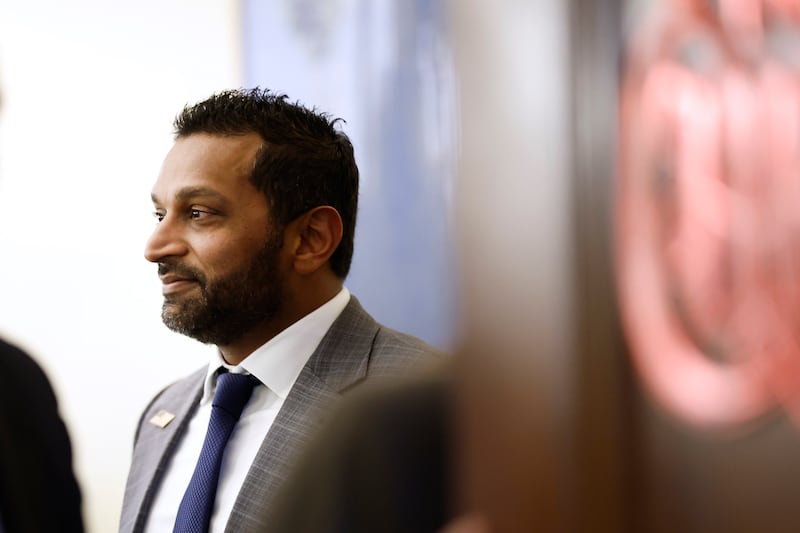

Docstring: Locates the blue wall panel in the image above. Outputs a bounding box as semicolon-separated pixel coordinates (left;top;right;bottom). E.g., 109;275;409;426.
242;0;457;349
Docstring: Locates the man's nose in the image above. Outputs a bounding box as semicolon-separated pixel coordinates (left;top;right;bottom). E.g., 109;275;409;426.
144;215;187;263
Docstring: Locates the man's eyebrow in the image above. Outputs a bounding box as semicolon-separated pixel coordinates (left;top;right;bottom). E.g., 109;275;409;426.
151;186;229;205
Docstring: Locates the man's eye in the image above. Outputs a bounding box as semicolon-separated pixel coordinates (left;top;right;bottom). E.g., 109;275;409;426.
153;211;165;222
190;208;217;220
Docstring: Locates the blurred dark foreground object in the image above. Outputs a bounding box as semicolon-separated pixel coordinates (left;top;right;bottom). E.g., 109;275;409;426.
263;363;452;533
0;338;84;533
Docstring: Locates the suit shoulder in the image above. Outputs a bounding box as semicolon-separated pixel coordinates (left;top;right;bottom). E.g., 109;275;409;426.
140;367;205;413
140;367;204;410
373;325;437;352
368;325;447;374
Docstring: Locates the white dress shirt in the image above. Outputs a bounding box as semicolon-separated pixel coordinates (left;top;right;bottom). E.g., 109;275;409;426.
144;287;350;533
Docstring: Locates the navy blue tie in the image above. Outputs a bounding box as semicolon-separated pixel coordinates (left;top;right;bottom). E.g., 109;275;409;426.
173;370;258;533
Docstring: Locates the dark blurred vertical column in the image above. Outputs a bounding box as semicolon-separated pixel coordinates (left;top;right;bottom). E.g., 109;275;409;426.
569;0;631;532
449;1;609;531
447;0;639;531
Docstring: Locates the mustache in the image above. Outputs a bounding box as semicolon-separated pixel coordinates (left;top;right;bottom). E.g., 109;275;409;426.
157;262;206;284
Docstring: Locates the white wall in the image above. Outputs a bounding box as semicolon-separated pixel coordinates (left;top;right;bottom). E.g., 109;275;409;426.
0;2;241;531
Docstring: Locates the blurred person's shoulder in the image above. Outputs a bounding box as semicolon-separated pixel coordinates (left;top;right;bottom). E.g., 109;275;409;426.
269;358;454;532
0;337;56;398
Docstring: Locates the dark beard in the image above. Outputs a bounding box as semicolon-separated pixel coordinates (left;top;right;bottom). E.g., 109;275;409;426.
158;234;284;346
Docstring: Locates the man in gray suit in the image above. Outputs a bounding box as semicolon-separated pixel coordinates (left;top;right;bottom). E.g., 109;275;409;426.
119;88;436;533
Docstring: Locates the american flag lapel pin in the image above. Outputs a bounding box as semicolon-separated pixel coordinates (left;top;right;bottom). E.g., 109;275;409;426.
148;409;176;429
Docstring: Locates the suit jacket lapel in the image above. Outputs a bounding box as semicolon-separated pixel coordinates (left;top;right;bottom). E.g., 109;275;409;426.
119;368;205;533
225;297;379;532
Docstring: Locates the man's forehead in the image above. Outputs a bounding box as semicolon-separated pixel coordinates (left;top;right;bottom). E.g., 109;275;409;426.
172;131;264;156
150;185;228;204
152;132;263;201
162;133;262;173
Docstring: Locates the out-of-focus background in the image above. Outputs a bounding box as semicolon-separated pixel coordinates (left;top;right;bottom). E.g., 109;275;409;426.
4;0;800;531
0;3;242;531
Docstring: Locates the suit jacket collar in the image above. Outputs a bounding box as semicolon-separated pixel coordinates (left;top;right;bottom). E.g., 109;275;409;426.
120;296;379;533
119;368;205;533
304;294;378;392
225;295;379;532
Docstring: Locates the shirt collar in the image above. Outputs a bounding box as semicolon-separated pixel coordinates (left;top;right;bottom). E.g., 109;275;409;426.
200;287;351;404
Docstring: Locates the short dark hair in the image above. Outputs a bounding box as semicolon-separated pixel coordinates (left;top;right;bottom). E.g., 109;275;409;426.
174;87;359;279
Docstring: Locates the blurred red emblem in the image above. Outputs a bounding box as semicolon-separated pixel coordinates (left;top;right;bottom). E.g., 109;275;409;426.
617;0;800;429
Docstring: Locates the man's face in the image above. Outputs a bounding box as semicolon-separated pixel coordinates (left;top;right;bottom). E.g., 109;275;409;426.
145;132;286;346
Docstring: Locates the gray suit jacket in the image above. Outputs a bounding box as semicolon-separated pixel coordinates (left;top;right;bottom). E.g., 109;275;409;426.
119;296;437;533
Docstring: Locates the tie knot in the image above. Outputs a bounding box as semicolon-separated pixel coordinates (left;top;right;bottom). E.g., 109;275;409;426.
212;372;258;420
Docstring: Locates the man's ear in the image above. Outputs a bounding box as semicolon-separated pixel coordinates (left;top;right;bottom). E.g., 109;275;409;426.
291;206;343;275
